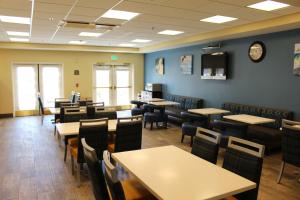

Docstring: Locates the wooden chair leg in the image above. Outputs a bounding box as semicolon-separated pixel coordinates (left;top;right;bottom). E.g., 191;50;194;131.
54;126;56;136
190;136;194;147
77;163;81;187
150;122;153;130
71;156;75;175
181;134;185;143
277;161;285;183
64;145;67;162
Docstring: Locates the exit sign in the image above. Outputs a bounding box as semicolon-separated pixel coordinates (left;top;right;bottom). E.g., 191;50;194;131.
111;55;119;61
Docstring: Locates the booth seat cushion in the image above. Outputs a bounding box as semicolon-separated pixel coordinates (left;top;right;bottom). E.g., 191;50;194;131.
247;125;282;149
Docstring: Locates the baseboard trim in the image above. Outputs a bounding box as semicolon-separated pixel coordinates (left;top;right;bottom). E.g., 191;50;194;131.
0;113;13;118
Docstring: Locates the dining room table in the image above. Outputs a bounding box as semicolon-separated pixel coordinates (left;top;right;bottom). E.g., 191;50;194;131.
112;145;256;200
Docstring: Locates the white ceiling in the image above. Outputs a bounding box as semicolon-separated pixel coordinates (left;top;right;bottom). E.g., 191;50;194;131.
0;0;300;48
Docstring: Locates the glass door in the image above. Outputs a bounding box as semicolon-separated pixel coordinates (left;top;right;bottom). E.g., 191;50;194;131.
39;64;63;108
14;64;38;114
13;63;63;116
115;66;132;106
93;66;112;106
93;64;133;106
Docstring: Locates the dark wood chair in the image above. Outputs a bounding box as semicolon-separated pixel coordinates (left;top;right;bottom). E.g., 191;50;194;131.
37;93;45;125
277;119;300;183
81;138;110;200
61;106;85;162
223;137;265;200
103;150;157;200
108;115;143;153
70;118;108;186
181;111;209;146
191;127;221;164
143;104;168;130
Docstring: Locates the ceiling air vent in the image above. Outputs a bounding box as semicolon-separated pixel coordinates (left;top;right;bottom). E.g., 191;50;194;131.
59;20;119;30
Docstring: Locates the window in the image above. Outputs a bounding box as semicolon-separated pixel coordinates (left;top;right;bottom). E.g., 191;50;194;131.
93;64;133;106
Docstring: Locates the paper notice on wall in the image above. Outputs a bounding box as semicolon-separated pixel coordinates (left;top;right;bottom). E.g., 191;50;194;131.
294;43;300;75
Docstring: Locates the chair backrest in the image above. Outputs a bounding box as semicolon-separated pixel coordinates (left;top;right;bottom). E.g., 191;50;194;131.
281;119;300;167
103;150;126;200
62;107;86;123
77;118;109;162
73;92;80;103
191;127;221;164
81;139;110;200
37;93;44;115
87;103;105;119
223;137;265;200
55;98;71;108
78;100;93;106
94;106;117;120
114;115;143;152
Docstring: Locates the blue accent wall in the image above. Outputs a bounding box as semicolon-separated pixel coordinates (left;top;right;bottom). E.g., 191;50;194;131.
144;29;300;120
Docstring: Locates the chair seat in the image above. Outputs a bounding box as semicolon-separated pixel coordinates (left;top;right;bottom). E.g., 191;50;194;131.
122;179;157;200
131;108;144;116
182;122;197;136
69;138;78;157
144;112;166;122
108;142;115;153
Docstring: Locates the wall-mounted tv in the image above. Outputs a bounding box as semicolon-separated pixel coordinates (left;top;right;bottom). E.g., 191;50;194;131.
201;52;228;80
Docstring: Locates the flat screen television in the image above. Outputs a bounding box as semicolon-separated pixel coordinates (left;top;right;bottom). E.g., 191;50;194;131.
201;52;228;80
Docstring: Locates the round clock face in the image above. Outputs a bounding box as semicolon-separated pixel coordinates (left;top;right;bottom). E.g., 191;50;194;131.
249;41;266;62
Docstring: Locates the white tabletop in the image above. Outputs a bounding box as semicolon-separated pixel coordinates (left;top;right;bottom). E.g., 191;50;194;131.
135;98;164;103
294;125;300;129
56;119;117;136
112;145;256;200
223;114;275;125
55;98;70;102
149;101;180;106
188;108;230;116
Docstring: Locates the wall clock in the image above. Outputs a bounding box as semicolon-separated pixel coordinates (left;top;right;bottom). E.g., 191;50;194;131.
248;41;266;62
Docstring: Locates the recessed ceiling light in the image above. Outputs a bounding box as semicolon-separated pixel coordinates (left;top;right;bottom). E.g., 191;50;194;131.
131;39;152;43
119;43;136;47
69;40;86;45
0;16;30;24
247;1;290;11
158;30;184;35
101;10;140;20
79;32;102;37
7;31;30;36
200;15;237;24
9;38;29;42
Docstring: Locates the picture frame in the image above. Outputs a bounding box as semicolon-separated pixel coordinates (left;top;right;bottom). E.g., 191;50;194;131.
294;43;300;75
155;58;164;75
180;55;193;75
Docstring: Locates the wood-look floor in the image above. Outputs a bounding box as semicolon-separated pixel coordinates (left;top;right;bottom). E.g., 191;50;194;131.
0;115;299;200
